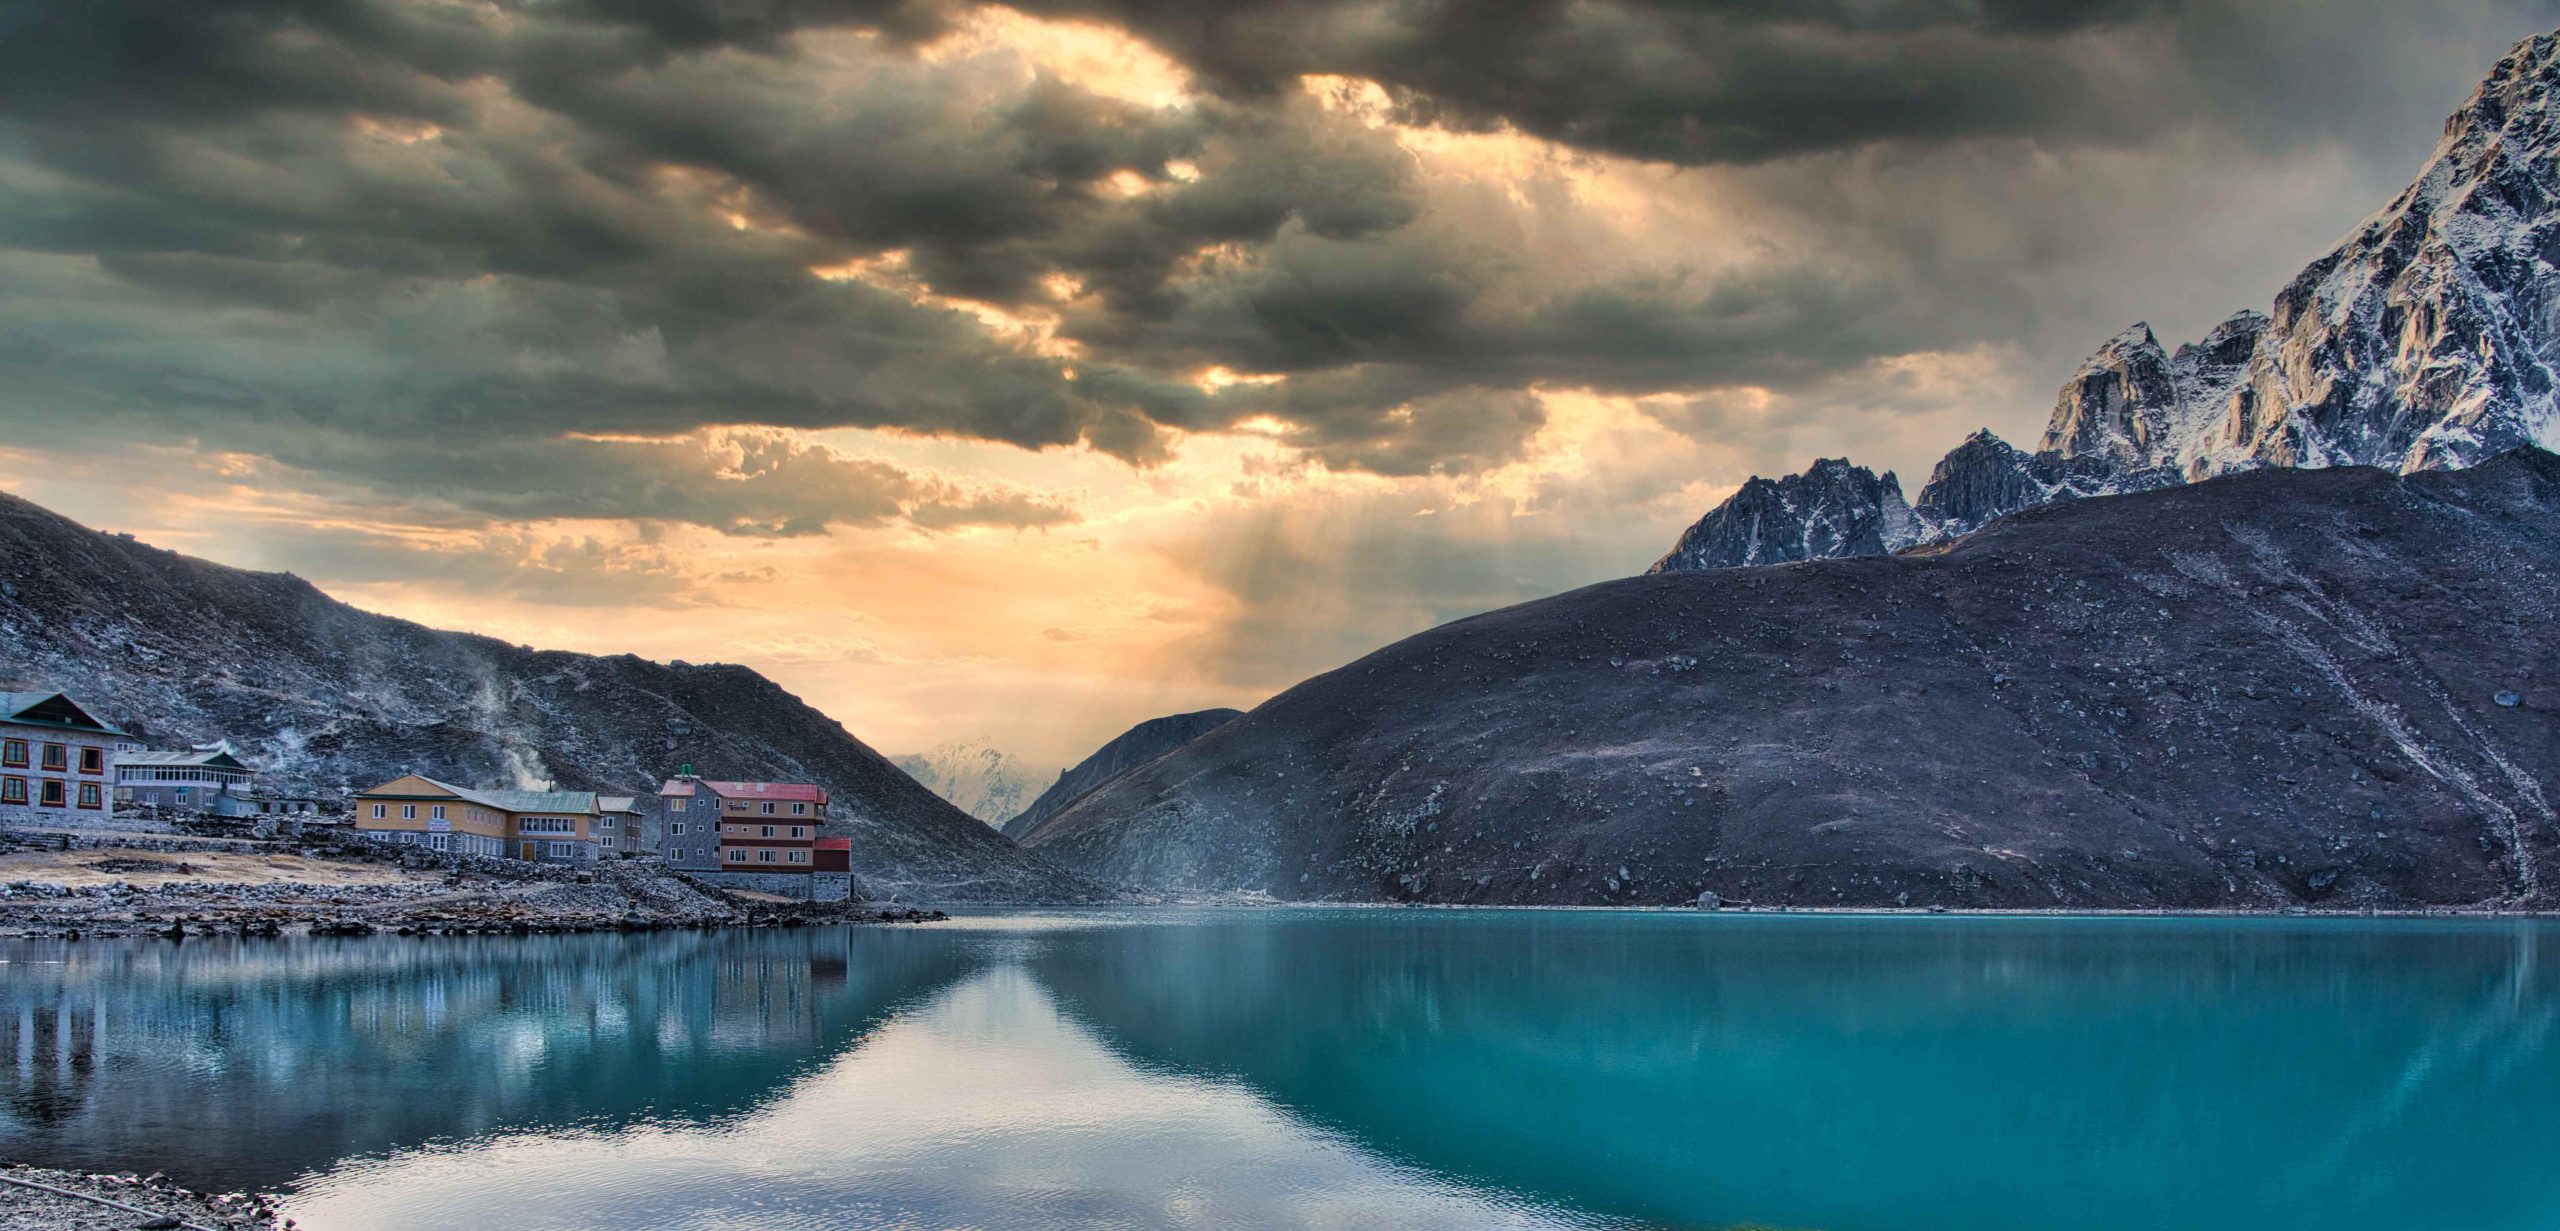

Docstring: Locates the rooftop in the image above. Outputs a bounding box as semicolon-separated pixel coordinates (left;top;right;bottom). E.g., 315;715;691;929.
119;747;251;771
0;691;129;737
658;777;828;804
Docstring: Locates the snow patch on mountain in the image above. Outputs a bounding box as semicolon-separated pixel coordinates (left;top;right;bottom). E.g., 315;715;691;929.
1653;29;2560;573
895;738;1040;827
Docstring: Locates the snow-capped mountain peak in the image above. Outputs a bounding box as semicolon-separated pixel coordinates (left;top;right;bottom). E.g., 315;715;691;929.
1652;26;2560;574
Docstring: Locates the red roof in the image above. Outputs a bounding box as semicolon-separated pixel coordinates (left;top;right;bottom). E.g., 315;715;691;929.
657;777;828;806
814;837;851;850
707;780;828;804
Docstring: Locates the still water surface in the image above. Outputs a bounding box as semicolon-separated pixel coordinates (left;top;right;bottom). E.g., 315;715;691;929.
2;909;2555;1231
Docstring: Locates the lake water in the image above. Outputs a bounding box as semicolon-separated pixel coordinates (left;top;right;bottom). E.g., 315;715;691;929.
2;910;2555;1231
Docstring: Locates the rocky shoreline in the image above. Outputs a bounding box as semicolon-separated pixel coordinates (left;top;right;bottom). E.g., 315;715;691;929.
0;834;946;940
0;1162;292;1231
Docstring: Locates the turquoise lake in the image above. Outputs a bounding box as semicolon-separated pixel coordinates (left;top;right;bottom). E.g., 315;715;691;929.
3;910;2556;1230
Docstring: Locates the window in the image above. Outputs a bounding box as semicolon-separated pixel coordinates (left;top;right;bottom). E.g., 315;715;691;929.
429;833;450;851
40;779;65;808
371;803;387;820
400;804;416;820
176;787;190;803
670;797;686;812
670;821;686;836
788;850;807;864
1;740;23;768
760;801;775;814
2;777;24;804
76;783;100;810
78;747;103;774
670;847;685;861
430;805;447;820
757;849;776;863
760;825;774;838
727;849;747;862
41;743;66;771
790;826;805;839
791;803;806;816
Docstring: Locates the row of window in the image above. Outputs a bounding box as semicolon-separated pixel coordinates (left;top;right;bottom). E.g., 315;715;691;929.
0;777;102;809
726;848;811;864
518;816;577;834
721;824;809;839
366;829;504;857
1;740;105;774
667;796;811;816
117;768;248;782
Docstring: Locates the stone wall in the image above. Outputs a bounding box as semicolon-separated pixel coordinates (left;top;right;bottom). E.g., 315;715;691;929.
690;869;818;900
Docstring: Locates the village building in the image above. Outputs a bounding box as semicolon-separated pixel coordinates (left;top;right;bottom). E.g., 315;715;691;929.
657;771;829;878
350;775;607;863
0;692;127;828
115;744;258;816
594;795;647;857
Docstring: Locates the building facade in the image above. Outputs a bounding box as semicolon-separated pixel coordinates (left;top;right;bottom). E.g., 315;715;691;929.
350;775;605;863
115;745;258;816
0;692;127;829
657;773;830;875
594;796;646;857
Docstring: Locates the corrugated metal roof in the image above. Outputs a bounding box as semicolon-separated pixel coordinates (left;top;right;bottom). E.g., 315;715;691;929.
120;748;250;770
411;778;597;816
597;796;640;813
474;788;600;815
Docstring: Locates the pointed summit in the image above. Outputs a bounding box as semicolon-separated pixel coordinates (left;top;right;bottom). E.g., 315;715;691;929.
1648;459;1917;573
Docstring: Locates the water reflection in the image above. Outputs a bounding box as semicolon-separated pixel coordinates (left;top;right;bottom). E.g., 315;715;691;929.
288;966;1620;1231
0;928;985;1185
1031;913;2560;1231
2;912;2556;1231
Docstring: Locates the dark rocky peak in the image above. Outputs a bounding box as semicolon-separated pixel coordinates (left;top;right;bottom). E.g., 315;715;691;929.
2038;322;2178;467
1646;457;1918;573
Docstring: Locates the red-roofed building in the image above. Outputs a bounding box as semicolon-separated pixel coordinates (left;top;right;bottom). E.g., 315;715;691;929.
658;770;829;874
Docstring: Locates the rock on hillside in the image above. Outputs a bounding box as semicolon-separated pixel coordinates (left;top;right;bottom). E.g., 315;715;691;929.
0;492;1096;903
1653;30;2560;573
1000;708;1242;841
1019;452;2560;910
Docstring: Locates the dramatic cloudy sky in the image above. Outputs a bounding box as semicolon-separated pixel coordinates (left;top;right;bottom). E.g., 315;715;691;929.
1;0;2552;773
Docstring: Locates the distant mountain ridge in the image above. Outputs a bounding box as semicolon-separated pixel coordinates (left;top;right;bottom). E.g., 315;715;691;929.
1000;708;1241;841
0;491;1096;902
894;738;1039;827
1653;30;2560;573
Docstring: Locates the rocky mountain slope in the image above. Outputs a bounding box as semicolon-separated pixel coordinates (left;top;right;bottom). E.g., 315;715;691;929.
0;493;1096;903
1654;30;2560;573
893;738;1039;827
1018;452;2560;909
999;708;1241;841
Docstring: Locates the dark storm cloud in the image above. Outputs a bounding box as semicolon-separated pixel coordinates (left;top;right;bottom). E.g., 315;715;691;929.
0;0;2552;524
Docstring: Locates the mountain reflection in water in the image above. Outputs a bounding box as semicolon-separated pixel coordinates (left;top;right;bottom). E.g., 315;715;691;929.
4;911;2556;1231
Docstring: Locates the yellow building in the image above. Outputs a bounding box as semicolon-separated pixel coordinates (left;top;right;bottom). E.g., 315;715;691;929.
351;775;604;864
